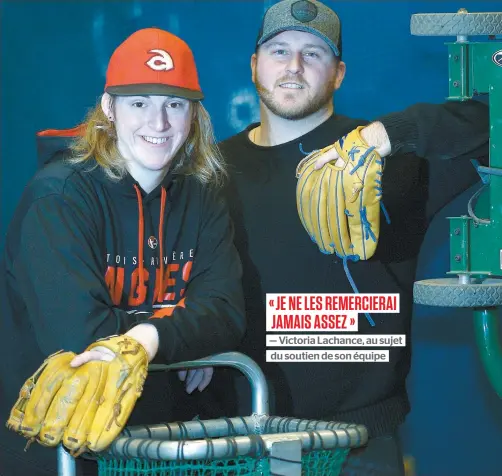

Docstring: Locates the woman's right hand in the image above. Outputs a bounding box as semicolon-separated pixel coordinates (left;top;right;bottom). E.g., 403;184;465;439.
70;323;160;368
70;345;116;367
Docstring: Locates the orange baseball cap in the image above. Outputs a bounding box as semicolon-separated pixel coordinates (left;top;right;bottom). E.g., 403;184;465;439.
105;28;203;101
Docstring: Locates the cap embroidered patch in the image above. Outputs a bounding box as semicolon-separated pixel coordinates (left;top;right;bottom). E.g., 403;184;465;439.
291;0;318;23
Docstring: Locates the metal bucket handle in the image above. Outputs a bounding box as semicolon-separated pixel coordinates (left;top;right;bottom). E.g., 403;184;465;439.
58;352;269;475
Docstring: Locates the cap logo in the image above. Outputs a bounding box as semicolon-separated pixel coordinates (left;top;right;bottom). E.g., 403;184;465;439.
291;0;318;23
145;49;174;71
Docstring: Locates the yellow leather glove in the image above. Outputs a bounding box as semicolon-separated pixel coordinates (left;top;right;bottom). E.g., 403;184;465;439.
296;126;384;260
7;334;148;455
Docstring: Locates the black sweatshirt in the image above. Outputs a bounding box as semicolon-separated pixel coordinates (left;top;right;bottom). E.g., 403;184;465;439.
218;99;489;437
0;133;245;474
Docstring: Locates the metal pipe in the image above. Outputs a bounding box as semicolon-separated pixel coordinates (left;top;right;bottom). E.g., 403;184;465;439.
106;428;361;461
458;274;471;285
456;8;468;43
121;416;260;440
474;308;502;398
57;445;76;476
59;352;269;474
149;352;270;415
120;415;364;442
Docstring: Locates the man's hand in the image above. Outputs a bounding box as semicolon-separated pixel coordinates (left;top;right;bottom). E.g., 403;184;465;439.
178;368;214;394
314;122;391;170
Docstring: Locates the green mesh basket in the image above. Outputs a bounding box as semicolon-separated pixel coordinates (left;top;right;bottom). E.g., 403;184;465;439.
96;449;349;475
57;353;368;476
91;414;365;476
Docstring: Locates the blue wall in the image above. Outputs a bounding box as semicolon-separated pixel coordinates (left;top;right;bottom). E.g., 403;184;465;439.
2;1;502;474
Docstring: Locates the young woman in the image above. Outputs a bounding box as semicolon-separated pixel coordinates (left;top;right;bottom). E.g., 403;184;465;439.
1;27;245;476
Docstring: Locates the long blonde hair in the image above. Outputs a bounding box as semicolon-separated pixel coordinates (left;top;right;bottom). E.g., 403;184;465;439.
69;96;226;186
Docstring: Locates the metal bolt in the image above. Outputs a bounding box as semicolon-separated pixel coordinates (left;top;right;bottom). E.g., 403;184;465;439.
458;8;468;13
454;55;459;61
454;228;461;235
453;81;460;87
455;254;462;262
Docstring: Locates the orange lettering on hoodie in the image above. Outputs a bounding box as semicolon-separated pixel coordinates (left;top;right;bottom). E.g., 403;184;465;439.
105;266;124;305
154;263;179;303
179;260;193;297
150;297;187;319
128;267;149;306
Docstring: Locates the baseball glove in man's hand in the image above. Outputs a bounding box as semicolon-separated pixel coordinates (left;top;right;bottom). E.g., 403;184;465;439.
6;334;149;456
296;126;384;260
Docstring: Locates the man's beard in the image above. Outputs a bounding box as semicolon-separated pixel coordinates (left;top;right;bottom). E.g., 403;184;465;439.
255;75;336;120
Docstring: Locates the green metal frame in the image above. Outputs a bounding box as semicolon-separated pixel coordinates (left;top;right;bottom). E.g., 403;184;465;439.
446;40;502;277
443;36;502;396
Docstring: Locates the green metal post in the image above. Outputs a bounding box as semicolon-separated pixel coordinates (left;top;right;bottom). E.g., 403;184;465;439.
474;309;502;398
